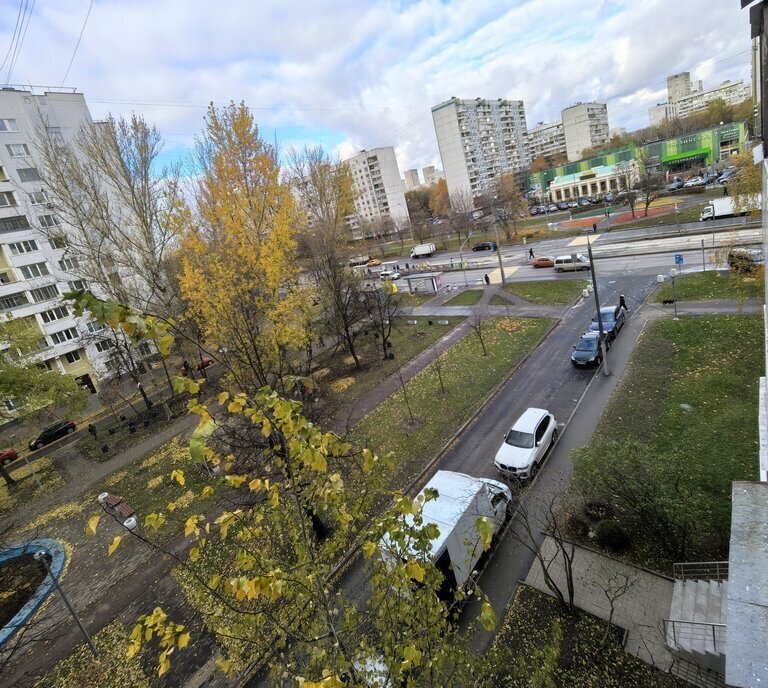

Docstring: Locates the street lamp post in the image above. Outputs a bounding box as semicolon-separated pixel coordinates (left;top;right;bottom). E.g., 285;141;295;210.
586;239;610;376
490;196;506;285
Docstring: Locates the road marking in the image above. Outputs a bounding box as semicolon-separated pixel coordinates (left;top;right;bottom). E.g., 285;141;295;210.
488;265;519;283
567;234;602;246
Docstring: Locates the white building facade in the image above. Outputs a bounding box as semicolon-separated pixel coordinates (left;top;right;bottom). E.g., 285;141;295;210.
346;147;409;239
561;102;610;162
527;120;566;161
0;88;136;394
431;97;529;201
421;165;444;186
403;168;420;190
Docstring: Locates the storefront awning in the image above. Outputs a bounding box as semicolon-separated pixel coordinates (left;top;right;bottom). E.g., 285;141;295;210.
661;147;711;163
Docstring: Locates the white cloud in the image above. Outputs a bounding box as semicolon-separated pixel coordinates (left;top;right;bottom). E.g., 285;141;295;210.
0;0;753;174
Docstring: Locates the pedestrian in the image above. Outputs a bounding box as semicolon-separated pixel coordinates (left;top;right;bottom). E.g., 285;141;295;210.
405;262;410;270
450;257;454;268
723;184;729;197
619;294;628;312
484;274;490;285
528;247;534;260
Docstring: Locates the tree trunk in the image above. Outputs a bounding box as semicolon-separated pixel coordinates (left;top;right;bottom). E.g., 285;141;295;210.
0;463;15;486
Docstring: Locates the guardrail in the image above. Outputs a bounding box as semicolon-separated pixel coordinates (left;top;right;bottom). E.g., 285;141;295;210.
665;619;727;654
672;561;729;581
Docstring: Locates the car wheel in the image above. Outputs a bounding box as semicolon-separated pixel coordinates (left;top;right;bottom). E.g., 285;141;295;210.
551;428;559;447
556;268;563;273
531;462;539;478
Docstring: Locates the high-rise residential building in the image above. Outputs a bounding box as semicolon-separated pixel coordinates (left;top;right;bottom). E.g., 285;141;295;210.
431;97;529;200
0;87;149;397
346;147;409;240
421;165;444;186
561;102;610;162
403;168;420;190
649;72;752;126
527;120;567;161
667;72;693;103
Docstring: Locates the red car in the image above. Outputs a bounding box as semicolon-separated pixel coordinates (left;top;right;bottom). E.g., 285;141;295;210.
0;449;18;466
530;255;556;268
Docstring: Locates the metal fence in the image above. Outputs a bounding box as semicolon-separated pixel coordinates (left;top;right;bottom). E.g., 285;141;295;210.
672;561;729;581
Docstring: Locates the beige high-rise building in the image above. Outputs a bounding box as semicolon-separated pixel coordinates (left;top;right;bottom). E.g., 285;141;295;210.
345;147;409;240
561;102;609;162
431;97;529;200
527;120;567;161
403;168;420;190
422;165;444;186
667;72;693;103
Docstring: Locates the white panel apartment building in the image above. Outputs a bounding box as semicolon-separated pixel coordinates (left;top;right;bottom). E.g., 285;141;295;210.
0;88;128;395
421;165;444;186
527;120;567;161
431;97;529;201
561;102;610;162
346;147;409;240
403;168;420;190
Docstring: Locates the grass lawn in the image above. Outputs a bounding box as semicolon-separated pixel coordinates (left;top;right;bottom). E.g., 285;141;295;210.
398;291;437;307
503;280;588;305
572;315;762;568
313;316;464;416
35;620;150;688
0;457;65;516
444;289;484;306
485;585;686;687
352;317;555;486
651;270;764;302
489;294;510;305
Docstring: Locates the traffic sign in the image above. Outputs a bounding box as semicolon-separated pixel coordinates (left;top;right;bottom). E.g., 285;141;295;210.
674;253;684;265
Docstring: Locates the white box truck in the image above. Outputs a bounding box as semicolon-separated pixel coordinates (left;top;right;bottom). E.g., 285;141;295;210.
410;242;436;259
379;471;511;591
700;195;761;221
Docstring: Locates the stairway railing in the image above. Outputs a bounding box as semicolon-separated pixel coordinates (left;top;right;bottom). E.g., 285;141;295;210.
672;561;729;581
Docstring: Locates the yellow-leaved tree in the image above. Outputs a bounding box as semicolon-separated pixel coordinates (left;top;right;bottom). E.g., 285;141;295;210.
177;102;314;393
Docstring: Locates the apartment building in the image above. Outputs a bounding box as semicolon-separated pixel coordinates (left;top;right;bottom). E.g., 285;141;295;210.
346;147;409;240
403;168;420;191
527;120;567;161
0;88;141;397
421;165;444;186
431;97;529;201
648;72;752;126
561;102;610;162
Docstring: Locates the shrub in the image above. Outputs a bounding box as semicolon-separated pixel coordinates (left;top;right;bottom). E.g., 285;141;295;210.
594;520;630;552
583;501;614;523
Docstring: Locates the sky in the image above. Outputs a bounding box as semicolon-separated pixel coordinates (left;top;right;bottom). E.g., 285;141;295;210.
0;0;754;180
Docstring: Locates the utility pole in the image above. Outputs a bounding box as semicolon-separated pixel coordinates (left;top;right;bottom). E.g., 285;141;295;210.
491;195;506;285
701;239;706;272
586;240;610;376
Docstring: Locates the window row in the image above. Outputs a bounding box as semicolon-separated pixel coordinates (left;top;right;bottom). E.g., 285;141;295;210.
0;281;86;310
38;350;82;367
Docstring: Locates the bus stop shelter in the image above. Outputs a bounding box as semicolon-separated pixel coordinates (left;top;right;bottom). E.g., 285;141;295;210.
404;272;444;294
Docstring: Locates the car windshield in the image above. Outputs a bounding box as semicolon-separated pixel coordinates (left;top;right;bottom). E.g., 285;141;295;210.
594;308;615;323
575;339;598;351
505;429;534;449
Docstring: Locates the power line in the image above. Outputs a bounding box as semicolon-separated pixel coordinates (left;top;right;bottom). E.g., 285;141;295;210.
0;0;25;76
6;0;35;85
60;0;94;87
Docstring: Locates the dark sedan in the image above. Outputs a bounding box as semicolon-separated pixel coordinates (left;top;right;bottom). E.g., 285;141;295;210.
588;305;625;341
29;420;77;451
571;335;603;367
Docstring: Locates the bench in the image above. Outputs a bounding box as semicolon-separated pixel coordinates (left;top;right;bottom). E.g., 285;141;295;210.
98;492;137;530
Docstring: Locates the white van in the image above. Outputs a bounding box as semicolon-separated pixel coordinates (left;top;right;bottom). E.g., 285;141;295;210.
554;254;590;272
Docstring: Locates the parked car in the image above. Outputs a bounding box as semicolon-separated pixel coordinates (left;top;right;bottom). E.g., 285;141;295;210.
0;448;18;466
379;270;401;281
667;180;685;191
28;420;77;451
718;169;736;184
701;172;719;185
578;198;592;206
494;407;557;479
684;177;702;188
546;204;558;213
529;206;539;215
602;193;616;203
728;248;764;273
588;305;626;341
472;241;497;252
571;333;603;367
366;259;382;267
567;200;578;208
531;255;556;268
557;201;569;211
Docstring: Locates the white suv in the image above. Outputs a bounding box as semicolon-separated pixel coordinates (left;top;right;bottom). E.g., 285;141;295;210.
494;407;557;479
380;270;401;281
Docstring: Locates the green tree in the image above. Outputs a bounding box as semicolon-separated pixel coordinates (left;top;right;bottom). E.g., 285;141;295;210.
0;315;87;423
729;150;762;215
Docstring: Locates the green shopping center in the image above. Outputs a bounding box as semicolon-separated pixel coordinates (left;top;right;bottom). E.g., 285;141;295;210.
528;121;747;196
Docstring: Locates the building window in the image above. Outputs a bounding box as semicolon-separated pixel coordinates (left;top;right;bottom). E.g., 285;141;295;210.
86;320;104;333
47;127;63;142
49;236;66;249
29;191;48;205
37;360;54;371
50;327;78;344
19;262;50;279
58;257;79;271
94;339;115;352
68;280;85;291
6;143;29;157
16;168;41;183
64;350;81;364
0;215;29;232
39;214;60;228
137;341;152;357
29;284;59;302
40;306;69;323
0;292;28;309
0;192;17;206
0;119;19;132
0;272;9;284
7;239;38;255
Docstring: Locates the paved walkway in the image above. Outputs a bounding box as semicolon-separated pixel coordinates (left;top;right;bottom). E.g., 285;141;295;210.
525;535;676;671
